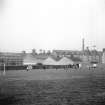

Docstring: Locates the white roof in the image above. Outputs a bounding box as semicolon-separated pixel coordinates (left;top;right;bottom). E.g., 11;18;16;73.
43;57;57;65
23;54;37;65
57;57;74;65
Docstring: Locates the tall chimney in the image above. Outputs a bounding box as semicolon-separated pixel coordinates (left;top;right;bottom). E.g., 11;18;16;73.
82;38;85;52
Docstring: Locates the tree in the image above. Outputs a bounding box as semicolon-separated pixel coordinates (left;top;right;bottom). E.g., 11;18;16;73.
32;49;36;55
43;50;46;54
39;49;42;54
47;50;51;55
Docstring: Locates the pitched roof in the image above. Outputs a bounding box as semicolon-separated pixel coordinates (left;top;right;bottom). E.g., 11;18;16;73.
23;54;37;65
43;56;57;65
57;57;74;65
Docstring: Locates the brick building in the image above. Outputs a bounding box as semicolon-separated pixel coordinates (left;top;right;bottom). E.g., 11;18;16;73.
0;52;23;66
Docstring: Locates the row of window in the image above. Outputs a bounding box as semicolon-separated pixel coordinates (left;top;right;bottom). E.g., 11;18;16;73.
0;57;23;66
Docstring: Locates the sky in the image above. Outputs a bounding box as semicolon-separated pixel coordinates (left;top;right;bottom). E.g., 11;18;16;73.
0;0;105;52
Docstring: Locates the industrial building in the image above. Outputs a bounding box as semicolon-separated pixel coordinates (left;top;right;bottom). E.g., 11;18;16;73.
0;39;103;68
0;52;23;66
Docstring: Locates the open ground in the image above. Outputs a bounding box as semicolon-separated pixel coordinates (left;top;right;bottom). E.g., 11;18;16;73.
0;66;105;105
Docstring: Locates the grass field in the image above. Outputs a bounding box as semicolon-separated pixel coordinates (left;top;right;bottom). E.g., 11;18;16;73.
0;67;105;105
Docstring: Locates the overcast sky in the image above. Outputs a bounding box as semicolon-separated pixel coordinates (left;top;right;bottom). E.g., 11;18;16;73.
0;0;105;52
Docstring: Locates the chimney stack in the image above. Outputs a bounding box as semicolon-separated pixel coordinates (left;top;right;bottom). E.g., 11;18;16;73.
82;38;85;52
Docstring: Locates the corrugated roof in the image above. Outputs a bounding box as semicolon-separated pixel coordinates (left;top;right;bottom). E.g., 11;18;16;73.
23;54;37;65
43;56;57;65
23;54;47;65
57;57;74;65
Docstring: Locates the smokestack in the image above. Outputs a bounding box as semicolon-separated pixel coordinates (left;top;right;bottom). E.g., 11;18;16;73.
82;38;85;52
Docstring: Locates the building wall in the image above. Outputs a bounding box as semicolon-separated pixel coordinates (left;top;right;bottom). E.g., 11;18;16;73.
0;53;23;66
82;54;102;64
102;52;105;63
0;50;103;67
